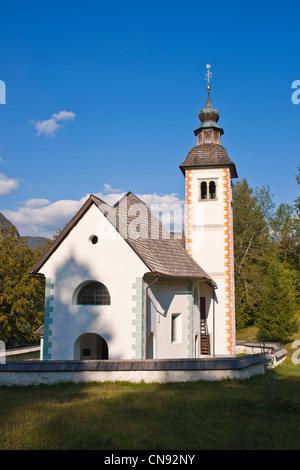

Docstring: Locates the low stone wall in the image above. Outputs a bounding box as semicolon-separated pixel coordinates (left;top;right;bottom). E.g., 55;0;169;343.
4;346;40;362
0;342;287;386
236;341;287;366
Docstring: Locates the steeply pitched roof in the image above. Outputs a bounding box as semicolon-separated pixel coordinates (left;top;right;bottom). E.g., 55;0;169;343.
30;192;216;287
113;192;215;284
179;143;238;178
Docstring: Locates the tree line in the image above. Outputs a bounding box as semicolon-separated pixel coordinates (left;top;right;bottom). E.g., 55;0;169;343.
233;169;300;342
0;170;299;349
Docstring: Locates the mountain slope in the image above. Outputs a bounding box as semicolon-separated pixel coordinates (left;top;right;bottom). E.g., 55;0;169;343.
0;212;20;235
0;212;48;247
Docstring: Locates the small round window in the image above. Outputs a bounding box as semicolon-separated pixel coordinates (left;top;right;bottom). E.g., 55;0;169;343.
89;235;98;245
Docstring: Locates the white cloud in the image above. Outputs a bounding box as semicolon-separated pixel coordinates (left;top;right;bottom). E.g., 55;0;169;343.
3;185;185;238
22;198;50;208
52;111;76;122
104;183;122;194
137;192;184;233
3;194;89;238
95;190;126;207
31;110;76;138
0;173;19;195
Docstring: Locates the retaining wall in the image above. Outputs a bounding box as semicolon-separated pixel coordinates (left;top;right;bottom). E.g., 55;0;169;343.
0;342;287;386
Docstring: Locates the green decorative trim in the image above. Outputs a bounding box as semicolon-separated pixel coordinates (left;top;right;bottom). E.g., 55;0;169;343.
131;277;144;359
187;283;194;358
43;278;54;360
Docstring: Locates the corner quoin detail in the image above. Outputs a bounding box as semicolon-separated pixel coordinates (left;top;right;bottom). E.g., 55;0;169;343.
185;170;193;256
43;278;54;360
223;168;234;355
131;277;144;359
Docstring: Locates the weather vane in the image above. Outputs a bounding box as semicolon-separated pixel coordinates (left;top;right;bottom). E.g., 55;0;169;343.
205;64;212;89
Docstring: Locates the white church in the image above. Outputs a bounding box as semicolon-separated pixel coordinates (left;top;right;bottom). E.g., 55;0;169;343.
31;76;238;362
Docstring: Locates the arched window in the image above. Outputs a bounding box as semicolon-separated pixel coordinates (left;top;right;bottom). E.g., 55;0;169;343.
77;282;111;305
200;181;207;200
199;179;218;201
209;181;216;199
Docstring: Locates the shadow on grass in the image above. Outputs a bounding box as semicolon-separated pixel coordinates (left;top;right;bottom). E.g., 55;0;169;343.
0;370;300;450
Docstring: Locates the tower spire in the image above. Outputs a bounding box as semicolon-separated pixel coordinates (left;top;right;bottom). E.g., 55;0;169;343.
194;64;224;145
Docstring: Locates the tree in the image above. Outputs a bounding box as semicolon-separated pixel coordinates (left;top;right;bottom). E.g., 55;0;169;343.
294;167;300;271
271;203;295;262
256;256;298;343
232;179;274;329
269;169;300;301
233;173;299;342
0;226;50;348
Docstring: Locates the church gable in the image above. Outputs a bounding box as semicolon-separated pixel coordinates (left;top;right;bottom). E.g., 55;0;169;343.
33;198;149;280
31;192;216;361
31;192;214;285
33;200;150;361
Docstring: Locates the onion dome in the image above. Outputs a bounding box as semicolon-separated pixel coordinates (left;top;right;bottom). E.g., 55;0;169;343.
194;85;224;136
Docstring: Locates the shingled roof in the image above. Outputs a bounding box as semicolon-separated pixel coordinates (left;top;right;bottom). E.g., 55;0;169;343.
30;192;216;287
113;192;215;284
179;143;238;178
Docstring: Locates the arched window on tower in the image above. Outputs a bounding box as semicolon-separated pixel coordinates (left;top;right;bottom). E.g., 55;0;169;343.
76;281;111;305
199;179;218;201
209;181;216;200
200;181;207;200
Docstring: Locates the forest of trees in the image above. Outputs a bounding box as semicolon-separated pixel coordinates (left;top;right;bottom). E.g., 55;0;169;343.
0;170;299;349
233;169;300;342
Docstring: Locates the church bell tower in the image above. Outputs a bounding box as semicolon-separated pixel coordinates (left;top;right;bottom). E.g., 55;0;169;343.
179;65;238;356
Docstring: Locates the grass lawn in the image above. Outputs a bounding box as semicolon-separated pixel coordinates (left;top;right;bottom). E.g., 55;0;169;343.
0;356;299;450
1;316;300;450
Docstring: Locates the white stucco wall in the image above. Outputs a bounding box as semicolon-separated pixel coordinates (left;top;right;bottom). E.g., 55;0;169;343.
147;281;192;359
38;200;219;362
187;168;236;356
39;203;148;361
147;280;214;359
0;364;268;386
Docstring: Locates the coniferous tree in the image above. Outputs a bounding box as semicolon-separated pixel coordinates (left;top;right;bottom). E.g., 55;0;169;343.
233;172;299;341
232;179;274;329
256;256;298;343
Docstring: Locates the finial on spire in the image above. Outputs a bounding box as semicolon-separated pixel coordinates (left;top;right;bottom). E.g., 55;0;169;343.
205;64;212;90
194;64;224;143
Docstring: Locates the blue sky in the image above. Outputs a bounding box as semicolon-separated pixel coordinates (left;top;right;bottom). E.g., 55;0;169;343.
0;0;299;237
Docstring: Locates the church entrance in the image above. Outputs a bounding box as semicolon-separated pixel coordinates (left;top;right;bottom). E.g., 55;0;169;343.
74;333;109;360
